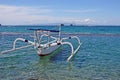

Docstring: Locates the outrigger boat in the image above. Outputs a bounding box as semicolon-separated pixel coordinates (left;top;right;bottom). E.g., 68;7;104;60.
0;24;82;62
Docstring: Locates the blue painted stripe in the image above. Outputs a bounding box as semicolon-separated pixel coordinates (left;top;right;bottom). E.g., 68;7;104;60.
28;28;59;32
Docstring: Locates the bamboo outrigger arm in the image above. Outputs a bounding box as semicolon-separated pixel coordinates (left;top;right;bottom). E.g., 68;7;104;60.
0;38;35;54
61;36;82;61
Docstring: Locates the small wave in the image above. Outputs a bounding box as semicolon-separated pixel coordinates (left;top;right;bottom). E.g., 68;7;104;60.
63;33;120;36
0;32;32;35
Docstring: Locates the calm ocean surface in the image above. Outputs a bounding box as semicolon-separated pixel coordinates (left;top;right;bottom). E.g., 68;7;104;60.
0;25;120;80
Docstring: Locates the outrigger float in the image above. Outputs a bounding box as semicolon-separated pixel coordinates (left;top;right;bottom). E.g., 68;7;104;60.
0;24;82;62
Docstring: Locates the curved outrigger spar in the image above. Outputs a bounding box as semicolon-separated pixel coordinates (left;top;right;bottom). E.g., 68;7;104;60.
0;24;82;62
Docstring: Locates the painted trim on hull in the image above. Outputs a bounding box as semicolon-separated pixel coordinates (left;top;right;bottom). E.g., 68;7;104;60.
38;53;51;56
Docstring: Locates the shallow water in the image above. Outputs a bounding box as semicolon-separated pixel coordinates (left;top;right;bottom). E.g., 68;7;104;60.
0;26;120;80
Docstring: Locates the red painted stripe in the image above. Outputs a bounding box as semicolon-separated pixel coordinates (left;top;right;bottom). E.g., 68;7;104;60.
38;53;50;56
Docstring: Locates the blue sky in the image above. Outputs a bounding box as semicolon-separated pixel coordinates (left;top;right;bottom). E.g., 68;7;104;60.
0;0;120;25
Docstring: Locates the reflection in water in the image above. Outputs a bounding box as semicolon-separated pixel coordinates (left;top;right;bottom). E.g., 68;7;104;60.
28;55;77;80
26;47;80;80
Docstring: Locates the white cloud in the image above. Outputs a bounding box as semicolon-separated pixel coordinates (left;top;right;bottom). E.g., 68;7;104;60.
0;5;53;25
83;18;95;23
64;9;97;13
84;18;91;22
0;5;96;25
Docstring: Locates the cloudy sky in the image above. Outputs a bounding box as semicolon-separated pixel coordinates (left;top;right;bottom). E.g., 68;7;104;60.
0;0;120;25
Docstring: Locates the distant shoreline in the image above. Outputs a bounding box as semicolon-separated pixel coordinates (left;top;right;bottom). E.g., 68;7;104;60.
1;25;120;27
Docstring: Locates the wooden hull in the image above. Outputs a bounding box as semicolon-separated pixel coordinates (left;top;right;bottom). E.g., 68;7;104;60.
37;45;60;56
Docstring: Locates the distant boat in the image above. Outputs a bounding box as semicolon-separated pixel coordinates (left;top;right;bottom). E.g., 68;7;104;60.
0;24;1;26
70;24;73;26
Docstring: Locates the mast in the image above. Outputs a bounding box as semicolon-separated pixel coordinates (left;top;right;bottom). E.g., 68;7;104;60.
59;24;64;40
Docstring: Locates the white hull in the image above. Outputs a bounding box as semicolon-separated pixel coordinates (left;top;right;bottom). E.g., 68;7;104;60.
37;45;60;56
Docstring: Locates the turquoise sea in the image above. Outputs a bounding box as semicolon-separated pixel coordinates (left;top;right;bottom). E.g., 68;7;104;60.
0;25;120;80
